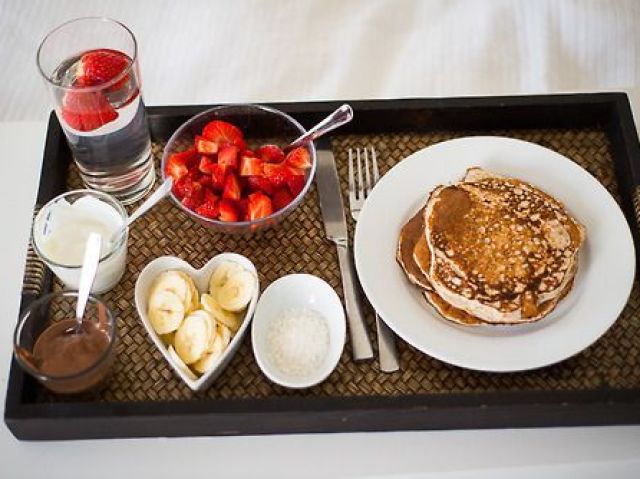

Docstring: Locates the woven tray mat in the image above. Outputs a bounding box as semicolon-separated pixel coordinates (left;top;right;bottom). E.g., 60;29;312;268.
35;127;640;403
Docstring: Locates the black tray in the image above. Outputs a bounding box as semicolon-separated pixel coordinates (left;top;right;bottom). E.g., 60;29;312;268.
6;93;640;440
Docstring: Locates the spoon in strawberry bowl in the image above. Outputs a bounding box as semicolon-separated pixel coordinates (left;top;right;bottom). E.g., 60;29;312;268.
125;104;355;230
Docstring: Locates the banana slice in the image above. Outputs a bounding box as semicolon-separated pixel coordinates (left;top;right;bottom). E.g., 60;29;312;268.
174;312;211;364
176;270;200;313
193;350;223;374
216;269;256;312
151;270;193;313
201;293;242;332
217;323;232;349
167;345;198;380
159;332;175;346
209;261;243;293
188;309;218;353
148;290;185;334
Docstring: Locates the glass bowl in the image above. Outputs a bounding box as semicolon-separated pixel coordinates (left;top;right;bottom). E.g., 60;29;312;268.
160;104;317;234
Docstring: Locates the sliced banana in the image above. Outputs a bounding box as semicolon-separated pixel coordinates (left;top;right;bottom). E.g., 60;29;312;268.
168;345;198;380
217;323;232;349
216;269;256;312
176;270;200;313
174;312;211;364
148;290;185;334
201;293;242;332
193;350;223;374
188;309;218;353
159;332;175;346
209;261;243;292
151;270;194;313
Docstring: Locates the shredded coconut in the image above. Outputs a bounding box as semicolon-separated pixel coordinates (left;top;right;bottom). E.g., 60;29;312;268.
266;307;329;377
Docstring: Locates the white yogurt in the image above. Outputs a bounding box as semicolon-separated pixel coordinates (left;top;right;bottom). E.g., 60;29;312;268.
34;194;128;293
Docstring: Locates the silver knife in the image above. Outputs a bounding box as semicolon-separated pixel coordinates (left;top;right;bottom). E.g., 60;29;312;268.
315;140;374;361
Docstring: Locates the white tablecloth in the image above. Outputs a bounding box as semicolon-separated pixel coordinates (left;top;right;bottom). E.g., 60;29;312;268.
1;1;640;477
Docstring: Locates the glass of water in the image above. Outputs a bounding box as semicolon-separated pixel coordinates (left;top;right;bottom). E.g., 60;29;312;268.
37;17;155;205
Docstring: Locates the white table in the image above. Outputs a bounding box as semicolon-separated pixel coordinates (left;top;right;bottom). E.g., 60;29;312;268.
2;0;640;477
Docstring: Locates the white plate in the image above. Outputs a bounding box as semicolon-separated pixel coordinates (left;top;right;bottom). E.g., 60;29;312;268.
354;136;635;372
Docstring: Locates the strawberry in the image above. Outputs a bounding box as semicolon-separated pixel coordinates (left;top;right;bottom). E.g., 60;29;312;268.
242;149;257;157
165;153;192;181
246;176;275;196
173;176;191;199
202;120;246;150
195;195;219;219
287;174;306;197
218;199;239;222
198;174;213;187
237;198;249;220
172;147;198;167
76;49;130;90
209;163;227;191
203;188;218;204
272;188;294;211
257;144;285;163
247;192;273;220
239;156;264;176
285;147;311;169
195;135;218;155
218;145;239;170
285;165;305;177
60;90;118;132
198;156;217;174
263;163;288;188
181;181;204;210
222;172;242;201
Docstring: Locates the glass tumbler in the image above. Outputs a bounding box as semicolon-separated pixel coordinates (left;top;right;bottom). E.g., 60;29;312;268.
13;292;117;394
37;17;155;204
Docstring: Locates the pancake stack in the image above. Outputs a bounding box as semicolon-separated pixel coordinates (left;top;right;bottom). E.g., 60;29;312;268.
397;167;585;326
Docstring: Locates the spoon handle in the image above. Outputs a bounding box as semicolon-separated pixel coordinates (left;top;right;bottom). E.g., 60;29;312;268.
287;104;354;151
127;177;173;228
76;233;102;322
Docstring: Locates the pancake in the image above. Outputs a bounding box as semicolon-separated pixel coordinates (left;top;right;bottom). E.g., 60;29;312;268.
423;169;584;324
396;208;432;291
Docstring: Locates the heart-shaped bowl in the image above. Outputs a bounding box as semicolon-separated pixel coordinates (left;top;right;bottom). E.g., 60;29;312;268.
134;253;259;392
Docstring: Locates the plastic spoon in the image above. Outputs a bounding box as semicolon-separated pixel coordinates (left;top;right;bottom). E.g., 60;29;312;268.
73;232;102;333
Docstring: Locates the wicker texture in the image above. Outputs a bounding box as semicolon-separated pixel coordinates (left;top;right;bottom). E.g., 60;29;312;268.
35;127;640;403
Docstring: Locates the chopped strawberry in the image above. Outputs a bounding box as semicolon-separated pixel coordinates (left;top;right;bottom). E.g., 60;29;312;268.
203;188;218;204
76;49;130;90
173;147;199;168
218;145;239;170
198;156;217;174
202;120;246;150
263;163;288;188
218;199;239;222
222;172;242;201
60;90;118;132
242;149;257;157
173;176;191;199
181;181;204;210
247;192;274;220
287;174;306;197
195;135;218;155
235;198;248;220
272;188;294;211
285;147;312;169
246;176;275;196
209;164;227;191
257;144;285;163
198;174;213;187
239;156;264;176
165;153;190;181
195;195;219;219
286;165;305;177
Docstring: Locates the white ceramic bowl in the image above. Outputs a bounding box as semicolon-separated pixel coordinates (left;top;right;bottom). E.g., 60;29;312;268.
135;253;259;392
251;274;345;389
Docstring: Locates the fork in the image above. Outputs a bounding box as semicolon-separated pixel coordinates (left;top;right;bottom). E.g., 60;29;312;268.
348;146;400;372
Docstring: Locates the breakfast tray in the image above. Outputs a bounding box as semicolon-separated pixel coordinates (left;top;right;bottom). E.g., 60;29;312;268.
6;94;640;440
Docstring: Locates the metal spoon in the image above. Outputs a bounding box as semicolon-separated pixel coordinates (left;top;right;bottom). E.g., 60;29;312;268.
73;232;102;333
286;104;354;151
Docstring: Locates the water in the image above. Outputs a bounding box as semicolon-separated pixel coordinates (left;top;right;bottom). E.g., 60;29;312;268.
50;53;155;204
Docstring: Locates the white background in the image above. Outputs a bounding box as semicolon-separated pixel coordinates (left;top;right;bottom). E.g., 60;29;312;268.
1;1;640;477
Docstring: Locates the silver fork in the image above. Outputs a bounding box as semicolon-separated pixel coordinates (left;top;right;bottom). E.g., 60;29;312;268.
348;146;400;373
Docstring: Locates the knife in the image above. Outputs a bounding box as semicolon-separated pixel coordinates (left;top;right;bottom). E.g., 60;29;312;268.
315;139;374;361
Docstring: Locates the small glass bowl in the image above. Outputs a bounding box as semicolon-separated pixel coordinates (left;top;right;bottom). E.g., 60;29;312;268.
31;189;128;293
161;104;317;234
13;291;117;394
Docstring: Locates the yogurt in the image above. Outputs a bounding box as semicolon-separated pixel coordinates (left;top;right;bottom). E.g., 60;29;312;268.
33;191;128;293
